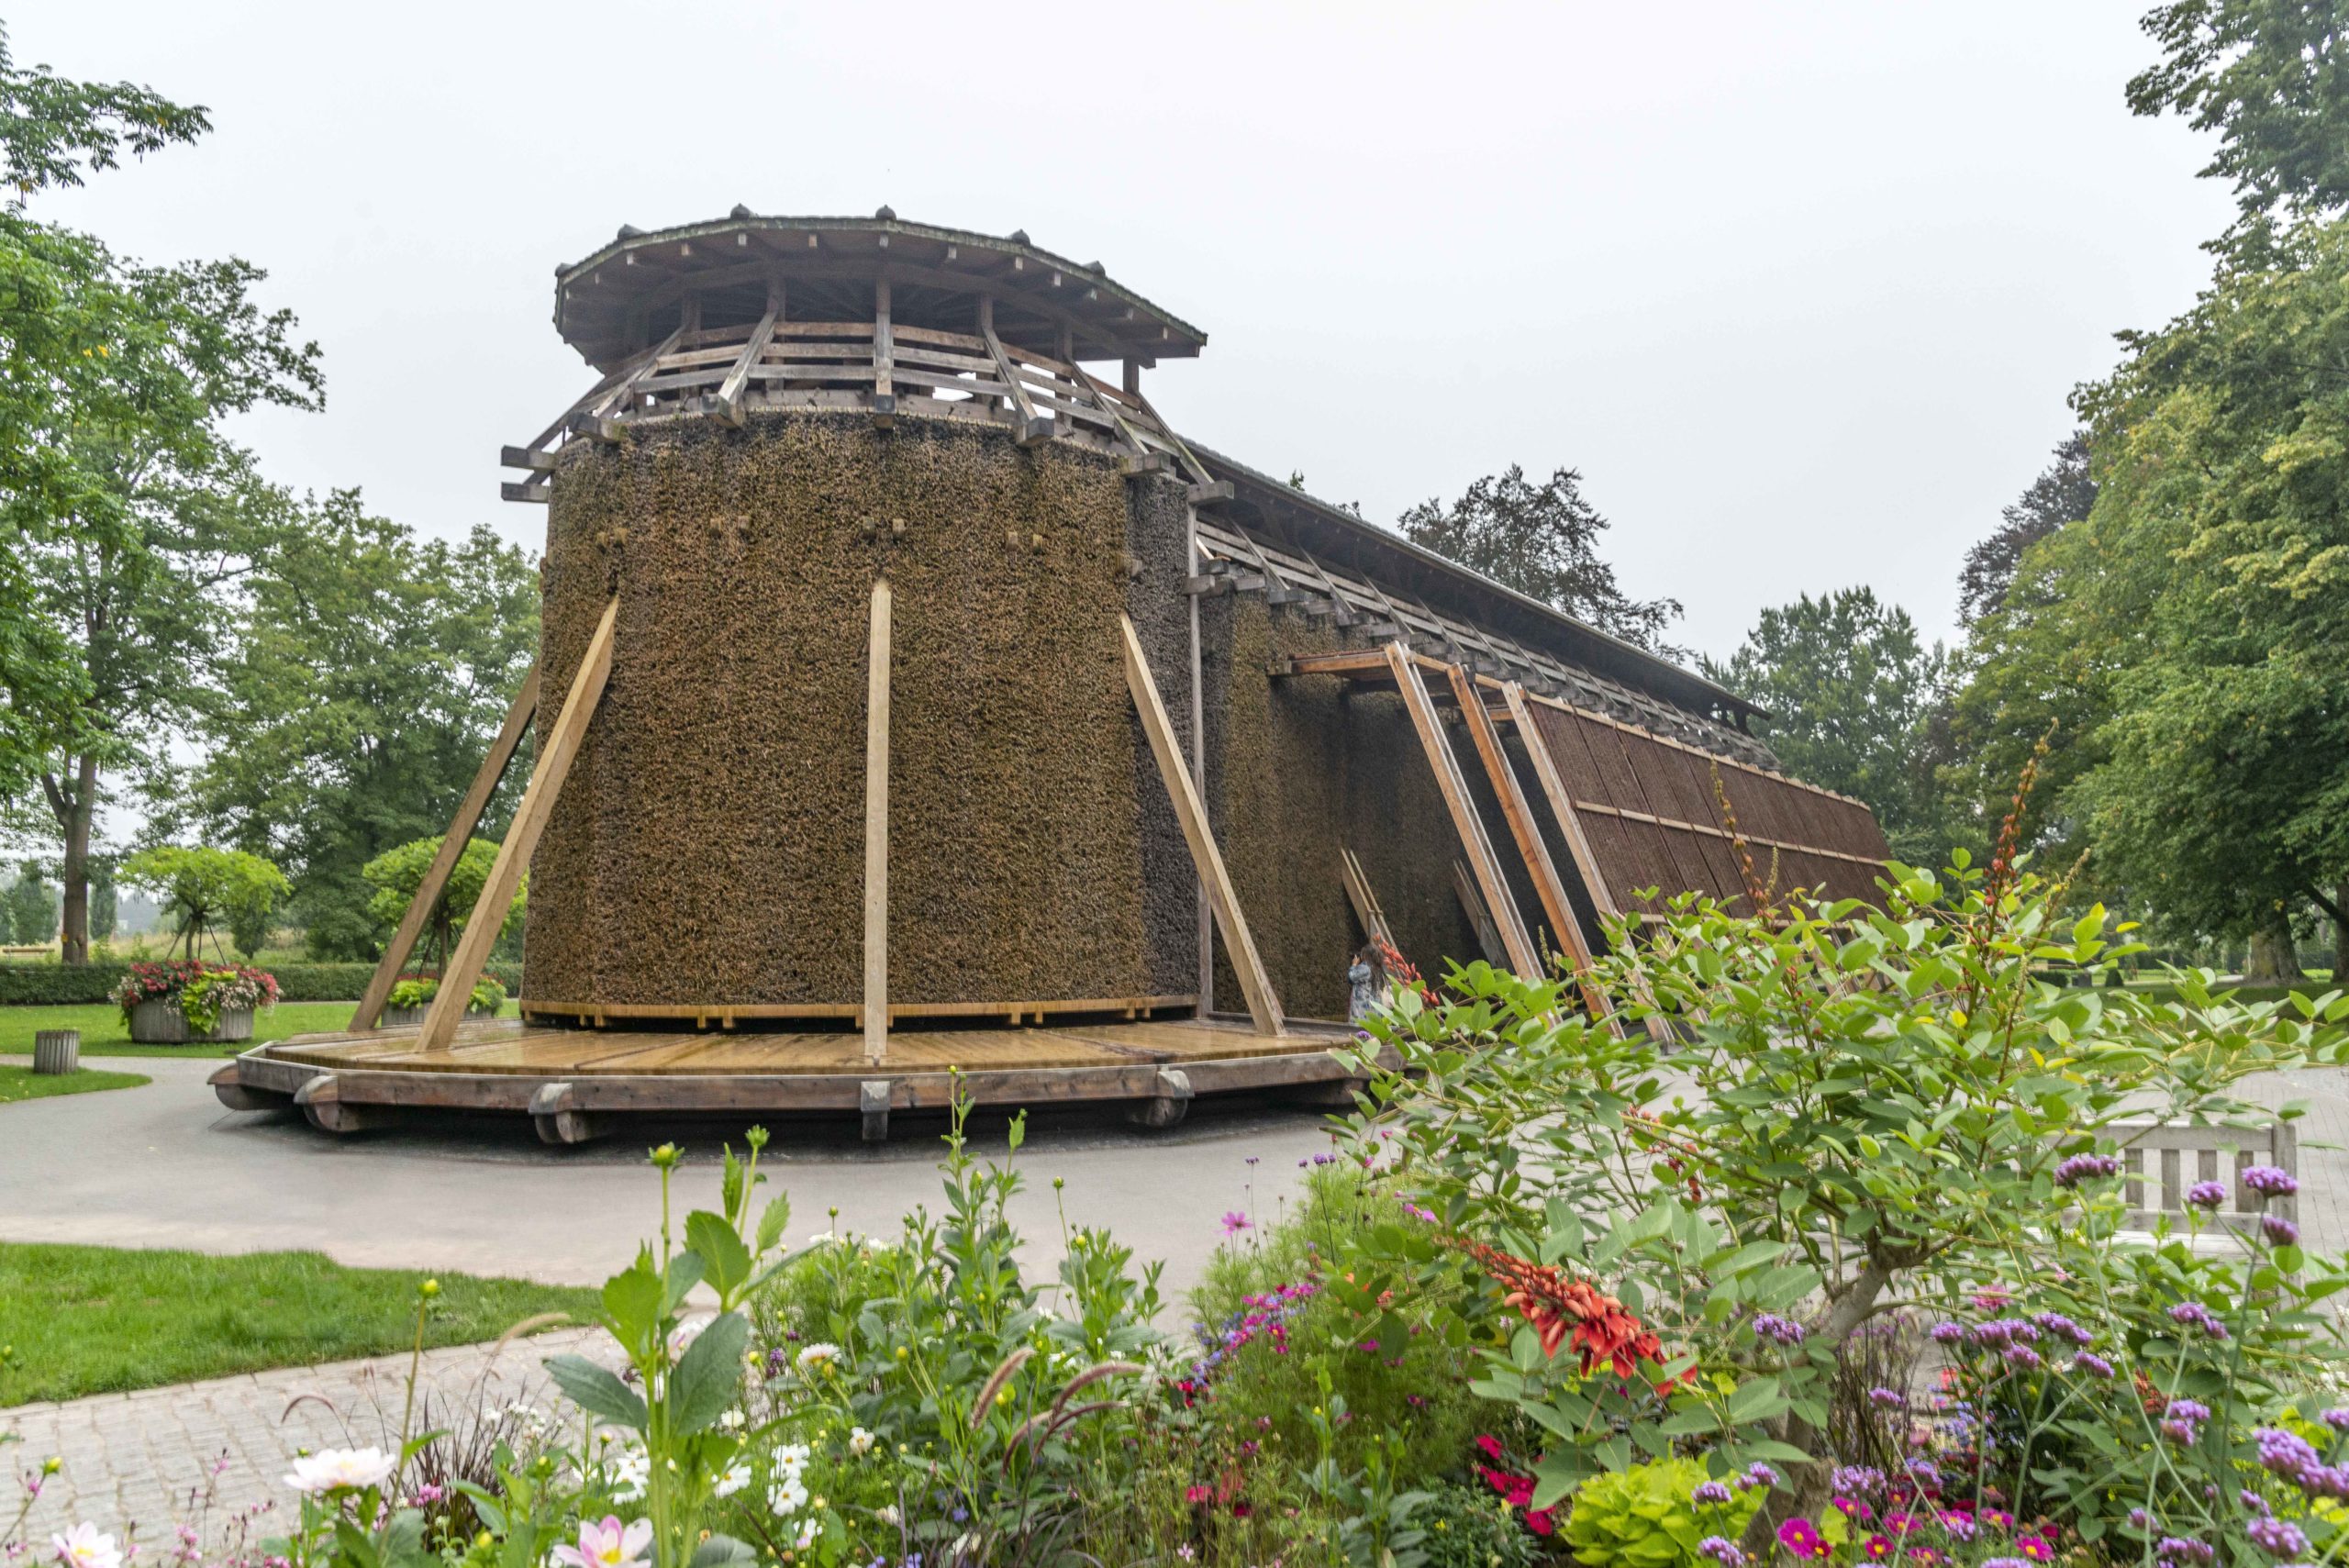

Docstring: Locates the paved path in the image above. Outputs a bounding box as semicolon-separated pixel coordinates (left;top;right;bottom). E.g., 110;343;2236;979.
5;1329;617;1545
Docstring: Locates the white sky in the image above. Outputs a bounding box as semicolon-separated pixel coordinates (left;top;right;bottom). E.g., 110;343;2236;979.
13;0;2237;664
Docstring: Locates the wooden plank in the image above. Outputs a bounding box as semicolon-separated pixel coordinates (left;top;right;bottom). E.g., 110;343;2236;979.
863;578;892;1064
715;280;783;427
1339;848;1396;950
1120;613;1284;1036
352;668;540;1031
418;597;619;1053
872;276;895;424
1187;505;1213;1016
1445;664;1610;1018
979;302;1052;447
1385;643;1540;977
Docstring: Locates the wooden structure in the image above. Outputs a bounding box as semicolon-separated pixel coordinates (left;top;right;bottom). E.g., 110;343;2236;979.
216;209;1887;1140
2115;1119;2299;1238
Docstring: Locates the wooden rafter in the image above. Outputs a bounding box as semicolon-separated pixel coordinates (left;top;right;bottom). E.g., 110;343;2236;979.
863;579;892;1065
418;597;619;1053
351;667;540;1032
1443;663;1612;1018
1385;642;1539;978
978;297;1052;446
1121;612;1284;1036
1339;848;1396;951
716;279;784;428
1451;861;1508;967
872;277;896;425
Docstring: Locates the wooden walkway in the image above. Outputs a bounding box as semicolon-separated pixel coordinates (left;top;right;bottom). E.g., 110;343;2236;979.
214;1017;1374;1145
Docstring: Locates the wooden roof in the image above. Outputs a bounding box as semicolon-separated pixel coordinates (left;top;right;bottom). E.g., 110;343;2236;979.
552;210;1207;373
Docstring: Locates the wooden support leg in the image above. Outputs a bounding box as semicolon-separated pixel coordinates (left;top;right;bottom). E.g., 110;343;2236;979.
351;668;540;1031
1385;644;1539;978
863;580;893;1066
1119;614;1285;1036
860;1079;893;1142
1126;1066;1194;1129
419;598;619;1054
207;1061;293;1114
293;1074;398;1136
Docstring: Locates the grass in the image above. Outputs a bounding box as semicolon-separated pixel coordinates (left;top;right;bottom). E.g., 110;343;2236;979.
0;1244;601;1407
0;1064;150;1105
0;999;523;1059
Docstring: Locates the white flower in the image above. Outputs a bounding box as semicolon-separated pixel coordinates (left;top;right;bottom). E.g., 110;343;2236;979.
804;1230;839;1247
718;1409;745;1432
52;1525;122;1568
550;1517;653;1568
791;1518;819;1551
795;1342;841;1373
773;1441;811;1473
876;1504;900;1527
713;1462;751;1498
283;1447;397;1496
847;1427;875;1457
767;1477;810;1518
607;1447;651;1503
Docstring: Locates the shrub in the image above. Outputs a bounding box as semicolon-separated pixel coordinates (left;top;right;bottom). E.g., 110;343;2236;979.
1414;1479;1542;1568
112;961;280;1033
1561;1457;1763;1568
0;958;521;1006
385;975;507;1013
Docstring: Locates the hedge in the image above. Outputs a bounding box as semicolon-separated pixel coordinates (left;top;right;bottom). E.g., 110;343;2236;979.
0;959;525;1007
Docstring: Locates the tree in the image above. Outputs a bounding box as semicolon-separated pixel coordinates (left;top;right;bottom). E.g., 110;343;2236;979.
1957;432;2097;622
1397;465;1683;653
119;844;287;961
2128;0;2349;229
3;861;54;944
1700;588;1962;864
0;28;211;797
176;499;538;959
362;836;527;976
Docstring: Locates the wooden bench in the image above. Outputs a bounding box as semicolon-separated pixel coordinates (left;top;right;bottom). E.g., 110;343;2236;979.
2115;1120;2299;1236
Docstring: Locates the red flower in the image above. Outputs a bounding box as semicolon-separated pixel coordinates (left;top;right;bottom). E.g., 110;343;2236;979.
1447;1238;1680;1386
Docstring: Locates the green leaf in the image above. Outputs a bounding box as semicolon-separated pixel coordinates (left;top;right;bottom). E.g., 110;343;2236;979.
685;1210;754;1298
756;1194;791;1254
668;1310;751;1434
688;1536;758;1568
1723;1374;1783;1423
661;1251;707;1318
543;1353;647;1430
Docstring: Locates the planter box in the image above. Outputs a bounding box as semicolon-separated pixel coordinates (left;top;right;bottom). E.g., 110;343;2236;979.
128;999;255;1044
32;1029;79;1074
380;1004;497;1029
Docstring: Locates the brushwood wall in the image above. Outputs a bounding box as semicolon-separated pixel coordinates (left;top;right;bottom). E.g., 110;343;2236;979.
526;411;1195;1010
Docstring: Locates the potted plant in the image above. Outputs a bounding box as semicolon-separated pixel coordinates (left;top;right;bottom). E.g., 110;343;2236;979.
379;974;507;1029
113;960;282;1043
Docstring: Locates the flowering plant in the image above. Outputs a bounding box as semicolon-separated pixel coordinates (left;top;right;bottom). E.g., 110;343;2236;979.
111;960;280;1033
385;974;507;1014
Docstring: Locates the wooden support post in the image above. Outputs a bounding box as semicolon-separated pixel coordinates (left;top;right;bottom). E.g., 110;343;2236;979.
860;1080;893;1142
863;579;893;1066
351;668;541;1031
1452;861;1508;967
1444;665;1611;1018
1500;681;1664;1041
872;277;896;425
1385;643;1540;978
979;297;1052;446
1126;1066;1193;1129
1339;848;1396;950
1121;613;1284;1036
716;278;783;428
1186;505;1213;1015
417;598;618;1054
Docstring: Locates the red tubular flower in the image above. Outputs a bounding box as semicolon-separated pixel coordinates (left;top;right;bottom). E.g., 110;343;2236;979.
1447;1238;1680;1386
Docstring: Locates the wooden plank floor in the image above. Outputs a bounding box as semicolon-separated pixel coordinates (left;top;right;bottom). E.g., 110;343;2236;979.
264;1018;1356;1077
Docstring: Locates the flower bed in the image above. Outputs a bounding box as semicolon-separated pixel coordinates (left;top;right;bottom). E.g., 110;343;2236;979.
110;961;280;1042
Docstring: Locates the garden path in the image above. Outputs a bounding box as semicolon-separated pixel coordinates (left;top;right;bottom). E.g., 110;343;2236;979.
5;1327;618;1545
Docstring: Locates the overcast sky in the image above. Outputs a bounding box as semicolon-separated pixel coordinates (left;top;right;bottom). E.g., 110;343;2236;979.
14;0;2237;664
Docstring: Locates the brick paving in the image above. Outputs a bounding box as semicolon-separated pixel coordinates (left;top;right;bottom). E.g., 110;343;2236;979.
2;1329;618;1550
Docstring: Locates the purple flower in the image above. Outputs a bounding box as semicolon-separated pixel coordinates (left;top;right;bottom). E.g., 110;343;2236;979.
1867;1387;1907;1408
2161;1400;2210;1444
2005;1345;2043;1371
2264;1215;2301;1246
2071;1351;2116;1378
1698;1539;1745;1568
2244;1165;2299;1198
1831;1466;1887;1500
2169;1302;2229;1340
2128;1507;2151;1530
1219;1211;1252;1236
1740;1462;1780;1492
2030;1311;2091;1345
1930;1320;1967;1345
1942;1513;1979;1543
2185;1180;2228;1210
2256;1428;2322;1487
1974;1318;2041;1348
2241;1488;2272;1515
1692;1482;1733;1507
2157;1537;2215;1566
1753;1313;1807;1345
1982;1559;2032;1568
2054;1152;2122;1187
2248;1518;2307;1557
2323;1408;2349;1433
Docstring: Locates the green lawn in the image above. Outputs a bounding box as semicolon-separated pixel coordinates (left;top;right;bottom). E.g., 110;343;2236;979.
0;1065;150;1105
0;1245;599;1406
0;999;522;1059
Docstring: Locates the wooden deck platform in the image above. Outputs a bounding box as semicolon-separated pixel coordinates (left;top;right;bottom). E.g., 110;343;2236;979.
211;1017;1375;1144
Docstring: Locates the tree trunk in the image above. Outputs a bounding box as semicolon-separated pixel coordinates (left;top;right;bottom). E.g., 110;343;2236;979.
1740;1259;1894;1553
43;753;97;966
2244;917;2303;984
2335;884;2347;984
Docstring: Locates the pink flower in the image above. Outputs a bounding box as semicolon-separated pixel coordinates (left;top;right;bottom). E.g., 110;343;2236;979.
1219;1211;1252;1235
1778;1518;1830;1560
551;1518;651;1568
